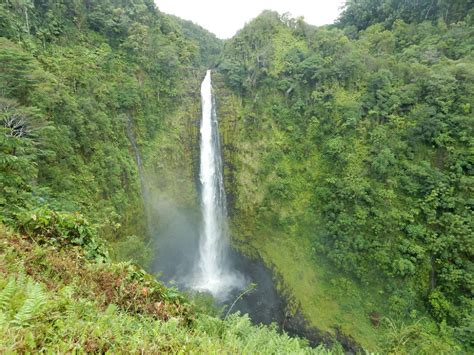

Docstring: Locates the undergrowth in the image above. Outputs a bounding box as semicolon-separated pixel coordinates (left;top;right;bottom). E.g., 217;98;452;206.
0;222;330;353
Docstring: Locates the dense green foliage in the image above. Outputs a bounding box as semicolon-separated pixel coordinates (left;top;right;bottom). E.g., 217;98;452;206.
217;4;473;352
1;0;472;352
338;0;474;31
0;0;218;242
171;15;223;67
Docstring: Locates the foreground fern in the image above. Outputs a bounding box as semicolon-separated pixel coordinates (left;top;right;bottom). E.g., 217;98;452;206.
11;279;48;327
0;225;332;353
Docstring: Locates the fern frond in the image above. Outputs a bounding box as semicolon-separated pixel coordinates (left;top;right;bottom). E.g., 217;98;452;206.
17;273;26;289
0;277;16;312
12;280;48;327
0;310;6;327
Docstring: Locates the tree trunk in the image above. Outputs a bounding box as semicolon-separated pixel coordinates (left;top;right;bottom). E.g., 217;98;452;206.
425;0;435;20
429;254;436;291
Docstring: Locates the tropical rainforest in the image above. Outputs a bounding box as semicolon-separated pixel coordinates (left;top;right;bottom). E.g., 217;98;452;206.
0;0;472;353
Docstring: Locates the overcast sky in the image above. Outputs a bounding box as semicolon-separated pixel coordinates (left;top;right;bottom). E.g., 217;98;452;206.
155;0;346;39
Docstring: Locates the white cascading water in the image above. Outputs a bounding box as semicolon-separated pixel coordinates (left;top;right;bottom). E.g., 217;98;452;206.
193;70;243;300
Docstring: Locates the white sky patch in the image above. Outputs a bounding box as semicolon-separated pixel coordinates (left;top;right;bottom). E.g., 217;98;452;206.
155;0;346;39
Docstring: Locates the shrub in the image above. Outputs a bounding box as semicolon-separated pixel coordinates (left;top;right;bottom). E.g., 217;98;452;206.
15;207;107;261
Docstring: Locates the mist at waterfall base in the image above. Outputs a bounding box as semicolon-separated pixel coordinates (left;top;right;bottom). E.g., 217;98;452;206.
148;194;288;326
148;203;345;348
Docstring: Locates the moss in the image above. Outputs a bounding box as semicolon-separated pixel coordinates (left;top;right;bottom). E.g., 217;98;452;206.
230;217;386;350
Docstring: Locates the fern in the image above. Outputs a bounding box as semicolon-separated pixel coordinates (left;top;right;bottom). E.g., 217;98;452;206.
12;280;48;327
0;277;16;312
16;273;26;290
0;310;6;327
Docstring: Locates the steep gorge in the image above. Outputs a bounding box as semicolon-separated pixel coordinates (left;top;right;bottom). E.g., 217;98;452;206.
0;0;472;353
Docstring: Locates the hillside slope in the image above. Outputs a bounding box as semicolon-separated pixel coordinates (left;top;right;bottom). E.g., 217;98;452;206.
0;217;329;353
216;6;473;352
0;0;216;248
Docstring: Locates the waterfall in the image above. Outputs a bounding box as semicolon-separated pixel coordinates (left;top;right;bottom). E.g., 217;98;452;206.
193;70;243;300
126;117;151;232
126;118;146;195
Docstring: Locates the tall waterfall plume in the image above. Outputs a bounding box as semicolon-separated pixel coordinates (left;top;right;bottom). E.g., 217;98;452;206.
193;70;243;300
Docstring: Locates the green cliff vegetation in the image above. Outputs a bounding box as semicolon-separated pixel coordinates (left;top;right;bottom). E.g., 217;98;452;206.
1;0;473;353
0;0;213;260
216;3;473;352
0;0;322;352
